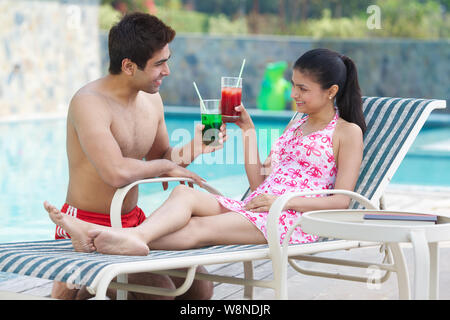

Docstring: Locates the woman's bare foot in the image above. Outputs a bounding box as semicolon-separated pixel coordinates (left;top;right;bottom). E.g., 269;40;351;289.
88;229;150;256
43;201;103;253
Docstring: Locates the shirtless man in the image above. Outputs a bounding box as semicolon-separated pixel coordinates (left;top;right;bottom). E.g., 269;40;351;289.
48;12;223;300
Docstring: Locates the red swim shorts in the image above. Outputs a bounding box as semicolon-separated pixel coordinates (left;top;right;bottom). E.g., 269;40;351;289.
55;203;147;239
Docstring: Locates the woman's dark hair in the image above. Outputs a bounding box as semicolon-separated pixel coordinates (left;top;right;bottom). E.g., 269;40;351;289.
108;12;176;75
294;48;366;133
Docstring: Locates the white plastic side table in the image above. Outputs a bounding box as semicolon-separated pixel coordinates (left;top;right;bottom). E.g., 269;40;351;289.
300;209;450;300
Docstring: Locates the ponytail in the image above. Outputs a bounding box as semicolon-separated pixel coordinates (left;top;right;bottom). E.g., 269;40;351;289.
337;56;366;134
294;48;367;134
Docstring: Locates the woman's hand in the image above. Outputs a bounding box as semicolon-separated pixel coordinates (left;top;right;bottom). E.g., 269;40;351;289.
235;103;255;131
244;193;278;212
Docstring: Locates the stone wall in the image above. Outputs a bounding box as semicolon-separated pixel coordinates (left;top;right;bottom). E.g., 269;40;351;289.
0;0;100;118
99;34;449;113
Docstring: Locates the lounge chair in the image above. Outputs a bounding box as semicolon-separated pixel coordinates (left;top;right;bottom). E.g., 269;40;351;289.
0;96;446;300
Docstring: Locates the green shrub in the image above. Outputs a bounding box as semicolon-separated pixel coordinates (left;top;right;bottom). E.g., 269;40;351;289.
297;9;367;38
99;4;121;31
156;6;209;33
97;2;449;39
208;14;248;35
368;0;448;39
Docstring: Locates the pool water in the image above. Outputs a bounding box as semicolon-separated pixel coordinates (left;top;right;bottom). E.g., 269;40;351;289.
387;126;450;186
0;112;449;243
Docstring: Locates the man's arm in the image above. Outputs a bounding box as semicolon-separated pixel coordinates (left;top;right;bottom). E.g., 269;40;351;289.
144;110;196;168
142;93;192;166
145;94;224;167
70;93;178;188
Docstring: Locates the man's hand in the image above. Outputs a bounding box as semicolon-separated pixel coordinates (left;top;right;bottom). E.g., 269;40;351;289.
193;123;227;155
161;162;206;191
244;193;278;212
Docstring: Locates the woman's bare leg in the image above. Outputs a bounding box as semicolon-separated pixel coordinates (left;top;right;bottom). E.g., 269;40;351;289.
149;211;267;250
135;185;227;240
44;185;226;255
90;185;228;255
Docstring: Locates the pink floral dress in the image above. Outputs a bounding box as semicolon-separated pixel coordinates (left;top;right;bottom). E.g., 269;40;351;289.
214;111;338;244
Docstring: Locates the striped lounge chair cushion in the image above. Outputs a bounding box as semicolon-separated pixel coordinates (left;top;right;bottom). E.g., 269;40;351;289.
0;238;332;287
352;97;436;208
0;239;271;287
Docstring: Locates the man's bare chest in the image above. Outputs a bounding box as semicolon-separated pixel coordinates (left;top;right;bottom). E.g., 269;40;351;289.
110;112;158;159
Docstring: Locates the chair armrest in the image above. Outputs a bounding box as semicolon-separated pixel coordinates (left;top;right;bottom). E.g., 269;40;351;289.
109;177;223;228
266;189;378;252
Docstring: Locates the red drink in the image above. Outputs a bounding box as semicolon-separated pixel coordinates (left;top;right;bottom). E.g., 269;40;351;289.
221;77;242;123
221;87;241;122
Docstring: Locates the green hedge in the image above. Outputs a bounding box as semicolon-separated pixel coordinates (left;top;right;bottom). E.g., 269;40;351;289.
98;2;449;39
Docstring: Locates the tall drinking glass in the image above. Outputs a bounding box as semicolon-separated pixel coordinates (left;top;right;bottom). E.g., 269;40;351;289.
221;77;242;123
201;99;222;146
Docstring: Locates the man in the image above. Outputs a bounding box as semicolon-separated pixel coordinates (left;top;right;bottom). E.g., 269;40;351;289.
50;12;223;299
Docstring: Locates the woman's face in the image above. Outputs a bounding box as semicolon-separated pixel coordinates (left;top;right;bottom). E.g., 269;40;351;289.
290;69;334;114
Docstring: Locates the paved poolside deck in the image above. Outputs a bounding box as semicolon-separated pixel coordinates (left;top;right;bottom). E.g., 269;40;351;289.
1;185;449;300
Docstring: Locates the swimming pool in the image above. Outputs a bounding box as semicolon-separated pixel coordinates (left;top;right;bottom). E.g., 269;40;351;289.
0;109;449;243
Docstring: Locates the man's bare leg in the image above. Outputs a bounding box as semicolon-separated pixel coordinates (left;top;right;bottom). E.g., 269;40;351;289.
115;269;213;300
44;186;219;298
43;201;101;253
89;185;227;255
135;213;262;300
43;201;149;255
44;186;225;256
51;274;180;300
51;281;79;299
172;266;214;300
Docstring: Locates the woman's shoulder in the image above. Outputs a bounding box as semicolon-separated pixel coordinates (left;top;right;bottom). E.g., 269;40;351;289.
334;118;363;142
336;118;362;134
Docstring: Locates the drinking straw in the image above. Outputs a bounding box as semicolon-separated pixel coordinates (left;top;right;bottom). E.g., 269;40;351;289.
193;81;206;112
236;58;246;87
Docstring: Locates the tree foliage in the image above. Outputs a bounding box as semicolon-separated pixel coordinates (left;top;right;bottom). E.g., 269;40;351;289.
99;0;450;39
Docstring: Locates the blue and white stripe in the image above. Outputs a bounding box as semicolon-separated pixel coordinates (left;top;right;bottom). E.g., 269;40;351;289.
352;97;433;207
0;240;272;287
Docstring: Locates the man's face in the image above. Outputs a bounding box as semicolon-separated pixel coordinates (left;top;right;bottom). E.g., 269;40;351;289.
135;44;171;94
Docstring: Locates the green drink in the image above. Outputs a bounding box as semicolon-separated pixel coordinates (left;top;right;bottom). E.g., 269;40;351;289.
200;99;222;146
202;113;222;145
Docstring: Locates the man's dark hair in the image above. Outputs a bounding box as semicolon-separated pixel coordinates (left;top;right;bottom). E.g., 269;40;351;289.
108;12;176;74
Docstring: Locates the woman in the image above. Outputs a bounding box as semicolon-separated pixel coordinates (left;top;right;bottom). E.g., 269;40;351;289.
44;48;366;256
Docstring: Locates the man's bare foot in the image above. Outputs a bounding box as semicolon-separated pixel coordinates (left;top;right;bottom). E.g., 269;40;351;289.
43;201;102;253
88;229;150;256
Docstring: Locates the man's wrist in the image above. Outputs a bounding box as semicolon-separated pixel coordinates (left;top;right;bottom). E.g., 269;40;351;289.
192;138;202;159
160;158;175;174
